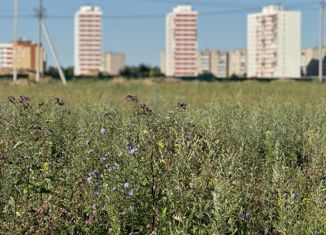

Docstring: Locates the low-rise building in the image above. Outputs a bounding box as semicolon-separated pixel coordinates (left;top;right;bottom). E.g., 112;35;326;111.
197;49;228;78
103;52;125;76
160;51;166;75
228;49;247;77
0;40;46;74
0;44;13;70
301;47;326;76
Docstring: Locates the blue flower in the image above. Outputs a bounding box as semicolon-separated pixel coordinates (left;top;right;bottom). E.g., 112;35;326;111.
185;135;192;142
128;189;134;196
130;147;138;155
100;127;106;135
127;142;132;150
124;182;129;189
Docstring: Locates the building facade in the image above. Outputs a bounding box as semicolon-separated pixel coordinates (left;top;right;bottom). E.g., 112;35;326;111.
165;5;198;77
247;5;301;78
0;44;13;71
74;5;102;76
228;49;247;77
15;40;46;73
197;50;228;78
197;50;211;74
0;41;46;74
211;50;228;78
103;52;125;76
301;48;326;77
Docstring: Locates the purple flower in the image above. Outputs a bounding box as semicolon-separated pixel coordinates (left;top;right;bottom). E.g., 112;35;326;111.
124;182;129;189
100;127;106;135
128;190;134;196
100;156;108;161
19;95;31;108
130;147;138;155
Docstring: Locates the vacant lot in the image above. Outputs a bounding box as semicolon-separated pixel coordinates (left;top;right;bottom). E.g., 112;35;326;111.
0;80;325;234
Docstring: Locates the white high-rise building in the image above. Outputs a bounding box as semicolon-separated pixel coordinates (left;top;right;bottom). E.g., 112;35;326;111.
165;5;198;77
247;5;301;78
74;5;102;76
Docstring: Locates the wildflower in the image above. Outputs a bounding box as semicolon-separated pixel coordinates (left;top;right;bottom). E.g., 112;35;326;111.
93;191;100;197
127;142;132;150
113;163;120;170
185;135;192;142
140;103;152;115
50;97;64;106
100;156;108;161
7;96;16;103
19;96;31;108
100;127;106;135
92;204;96;210
112;186;117;192
240;212;250;221
85;140;90;146
87;149;94;155
130;147;138;155
128;190;134;196
124;182;129;189
86;174;93;184
126;94;138;103
177;101;187;110
152;184;156;191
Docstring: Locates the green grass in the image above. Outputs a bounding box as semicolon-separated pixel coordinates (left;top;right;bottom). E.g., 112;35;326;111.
0;80;325;234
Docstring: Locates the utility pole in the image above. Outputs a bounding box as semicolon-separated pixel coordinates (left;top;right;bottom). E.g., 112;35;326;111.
319;0;325;82
13;0;18;83
41;20;67;85
34;0;67;85
35;0;44;83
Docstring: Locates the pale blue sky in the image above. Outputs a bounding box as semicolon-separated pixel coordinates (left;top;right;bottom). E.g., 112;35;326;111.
0;0;320;67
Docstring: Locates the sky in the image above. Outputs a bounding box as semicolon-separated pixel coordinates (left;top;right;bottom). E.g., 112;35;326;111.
0;0;322;67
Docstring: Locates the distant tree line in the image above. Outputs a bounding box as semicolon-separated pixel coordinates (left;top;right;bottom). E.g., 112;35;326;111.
44;64;163;80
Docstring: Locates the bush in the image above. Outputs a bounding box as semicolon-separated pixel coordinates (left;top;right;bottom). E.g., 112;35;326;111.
0;93;325;234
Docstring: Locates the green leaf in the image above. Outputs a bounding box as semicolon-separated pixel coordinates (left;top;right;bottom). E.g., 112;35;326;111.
162;207;167;219
13;141;24;150
43;162;49;171
157;140;165;149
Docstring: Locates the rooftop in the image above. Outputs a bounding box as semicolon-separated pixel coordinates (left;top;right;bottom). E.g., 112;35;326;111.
262;5;284;14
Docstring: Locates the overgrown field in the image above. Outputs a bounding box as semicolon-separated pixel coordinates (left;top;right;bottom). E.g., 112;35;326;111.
0;80;325;234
